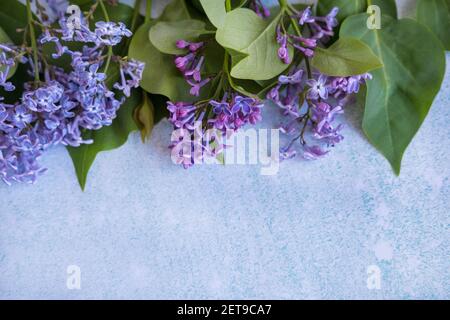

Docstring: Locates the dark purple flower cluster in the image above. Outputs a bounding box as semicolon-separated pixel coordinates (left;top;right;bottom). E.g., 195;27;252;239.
268;68;371;160
276;6;338;63
167;94;263;168
0;4;143;184
174;40;210;96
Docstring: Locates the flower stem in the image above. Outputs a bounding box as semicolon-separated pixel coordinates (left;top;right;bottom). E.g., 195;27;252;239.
26;0;40;83
145;0;153;23
225;0;231;12
99;0;113;73
131;0;142;32
278;0;289;8
288;14;312;78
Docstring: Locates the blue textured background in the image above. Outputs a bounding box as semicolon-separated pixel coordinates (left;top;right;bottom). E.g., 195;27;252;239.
0;0;449;299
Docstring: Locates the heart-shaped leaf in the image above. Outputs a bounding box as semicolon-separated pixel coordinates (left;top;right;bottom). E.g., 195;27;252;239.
0;0;28;44
216;8;291;80
312;37;382;76
416;0;450;50
149;19;211;55
129;21;194;102
129;0;201;102
67;89;141;190
368;0;397;18
340;14;446;174
317;0;397;23
199;0;226;28
317;0;366;23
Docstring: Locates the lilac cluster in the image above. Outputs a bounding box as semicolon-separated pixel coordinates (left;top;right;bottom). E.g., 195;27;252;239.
167;94;263;168
0;5;143;184
174;40;210;96
268;68;371;160
277;6;339;63
249;0;270;18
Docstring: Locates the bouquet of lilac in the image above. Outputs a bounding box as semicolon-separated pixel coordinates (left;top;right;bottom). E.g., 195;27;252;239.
164;4;372;166
0;0;143;185
1;0;447;188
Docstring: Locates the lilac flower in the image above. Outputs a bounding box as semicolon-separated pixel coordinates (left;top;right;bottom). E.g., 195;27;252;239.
167;92;264;167
0;11;143;185
210;100;231;115
307;75;329;100
232;96;255;114
114;59;145;97
174;40;211;96
275;6;340;63
298;7;315;25
95;21;132;46
302;145;329;160
0;44;25;91
276;26;291;64
267;65;371;161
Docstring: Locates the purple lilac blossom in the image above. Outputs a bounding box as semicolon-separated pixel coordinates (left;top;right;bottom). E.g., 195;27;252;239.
268;69;371;160
167;94;263;168
0;11;143;185
174;40;211;97
276;6;339;63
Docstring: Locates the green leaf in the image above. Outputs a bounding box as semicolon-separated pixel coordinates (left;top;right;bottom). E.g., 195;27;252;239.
200;0;226;28
0;0;29;44
416;0;450;50
311;38;382;76
128;21;194;102
317;0;397;22
317;0;366;23
149;19;210;55
159;0;192;21
134;91;155;142
84;2;134;27
128;0;196;101
368;0;397;18
0;27;17;80
67;89;141;190
340;14;446;174
216;8;291;80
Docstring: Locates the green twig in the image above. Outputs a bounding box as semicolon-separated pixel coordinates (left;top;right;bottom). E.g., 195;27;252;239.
225;0;231;12
26;0;40;83
131;0;142;32
99;0;113;73
145;0;153;23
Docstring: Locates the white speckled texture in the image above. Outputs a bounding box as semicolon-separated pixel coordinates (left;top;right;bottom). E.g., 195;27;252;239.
0;0;448;299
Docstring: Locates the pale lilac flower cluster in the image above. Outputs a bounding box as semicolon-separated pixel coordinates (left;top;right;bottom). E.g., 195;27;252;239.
167;94;263;168
174;40;210;96
0;8;143;184
0;44;27;91
268;68;371;160
60;18;132;46
277;6;339;63
249;0;270;18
